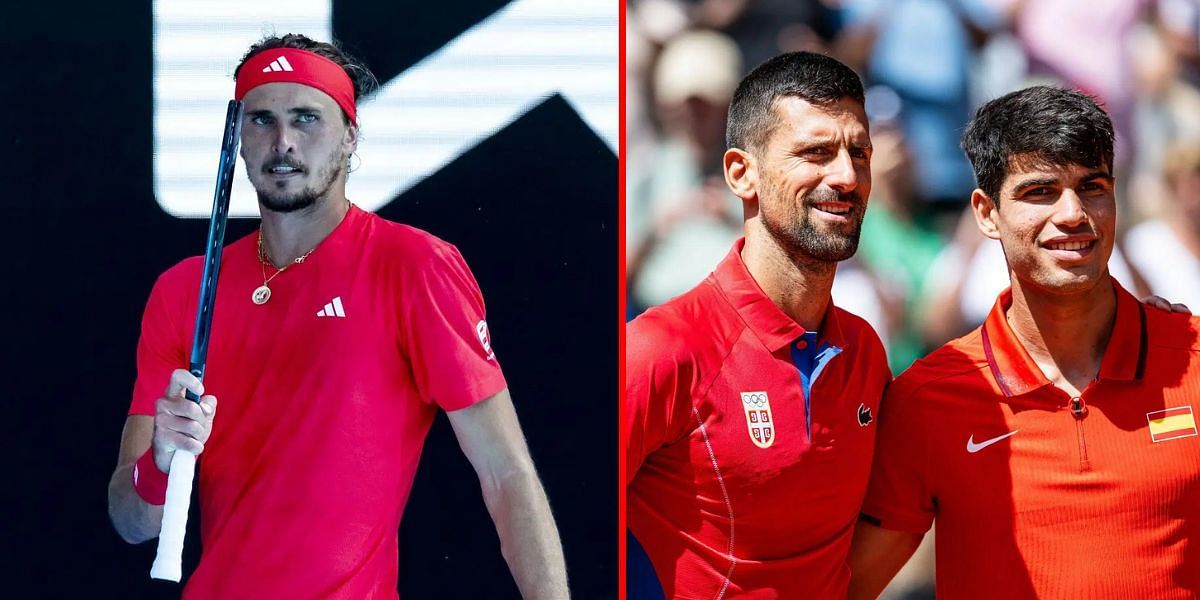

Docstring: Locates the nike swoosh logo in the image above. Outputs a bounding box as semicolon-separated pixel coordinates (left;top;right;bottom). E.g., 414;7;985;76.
966;430;1019;453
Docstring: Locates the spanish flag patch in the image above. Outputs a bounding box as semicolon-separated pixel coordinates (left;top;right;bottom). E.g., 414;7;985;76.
1146;406;1198;443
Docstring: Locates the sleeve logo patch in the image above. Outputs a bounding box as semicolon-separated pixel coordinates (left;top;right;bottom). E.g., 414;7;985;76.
476;320;495;361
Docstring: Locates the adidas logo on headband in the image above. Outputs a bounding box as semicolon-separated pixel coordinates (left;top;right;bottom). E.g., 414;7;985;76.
261;55;294;73
235;48;358;124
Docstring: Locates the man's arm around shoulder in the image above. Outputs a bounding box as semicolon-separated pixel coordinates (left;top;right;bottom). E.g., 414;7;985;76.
849;366;931;599
447;388;569;600
848;520;924;600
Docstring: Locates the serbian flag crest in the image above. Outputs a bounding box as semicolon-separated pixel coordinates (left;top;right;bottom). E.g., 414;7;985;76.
1146;406;1198;443
741;391;775;449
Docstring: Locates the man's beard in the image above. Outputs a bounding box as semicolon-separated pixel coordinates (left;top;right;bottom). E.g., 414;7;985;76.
255;153;346;214
760;183;864;263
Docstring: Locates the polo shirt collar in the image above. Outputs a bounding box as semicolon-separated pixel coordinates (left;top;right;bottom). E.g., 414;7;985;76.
712;238;848;352
981;279;1148;398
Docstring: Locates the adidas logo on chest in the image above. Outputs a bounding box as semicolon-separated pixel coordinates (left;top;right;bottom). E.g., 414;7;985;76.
317;296;346;318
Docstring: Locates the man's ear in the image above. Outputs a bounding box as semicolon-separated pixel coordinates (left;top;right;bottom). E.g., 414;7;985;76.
971;188;1001;241
724;147;757;205
344;121;359;153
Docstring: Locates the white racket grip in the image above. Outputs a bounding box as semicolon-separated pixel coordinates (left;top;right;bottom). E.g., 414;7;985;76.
150;450;198;581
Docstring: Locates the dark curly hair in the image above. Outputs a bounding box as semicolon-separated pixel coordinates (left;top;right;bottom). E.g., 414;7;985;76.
961;86;1114;202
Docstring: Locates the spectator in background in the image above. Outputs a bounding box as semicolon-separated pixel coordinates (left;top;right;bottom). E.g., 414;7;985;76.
854;125;947;372
838;0;1001;208
1126;143;1200;308
687;0;842;68
629;0;843;68
833;257;893;356
1156;0;1200;84
1129;21;1200;217
626;16;659;190
627;30;744;314
988;0;1159;167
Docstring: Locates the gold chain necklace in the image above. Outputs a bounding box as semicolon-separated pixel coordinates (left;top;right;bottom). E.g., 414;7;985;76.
252;231;316;305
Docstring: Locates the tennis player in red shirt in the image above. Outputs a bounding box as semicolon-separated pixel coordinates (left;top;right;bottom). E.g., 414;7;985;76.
106;34;567;599
850;86;1200;598
626;52;891;598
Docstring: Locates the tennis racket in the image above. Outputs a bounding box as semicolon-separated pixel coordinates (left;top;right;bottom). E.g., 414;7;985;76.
150;99;244;582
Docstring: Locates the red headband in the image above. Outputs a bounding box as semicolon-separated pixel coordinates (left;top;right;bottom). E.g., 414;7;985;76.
235;48;357;124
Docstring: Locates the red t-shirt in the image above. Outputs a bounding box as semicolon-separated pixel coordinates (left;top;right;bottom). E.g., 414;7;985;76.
129;205;507;599
862;282;1200;598
626;239;891;599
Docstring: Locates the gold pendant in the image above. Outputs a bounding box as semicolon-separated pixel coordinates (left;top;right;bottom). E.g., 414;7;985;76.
252;285;272;305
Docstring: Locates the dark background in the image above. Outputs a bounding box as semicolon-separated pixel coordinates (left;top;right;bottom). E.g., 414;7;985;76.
2;1;616;597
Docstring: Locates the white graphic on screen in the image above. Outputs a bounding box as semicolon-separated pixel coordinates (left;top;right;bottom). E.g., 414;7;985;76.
153;0;617;217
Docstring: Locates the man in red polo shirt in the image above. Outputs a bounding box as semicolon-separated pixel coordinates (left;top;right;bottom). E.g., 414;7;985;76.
626;52;891;598
850;86;1200;598
106;34;567;598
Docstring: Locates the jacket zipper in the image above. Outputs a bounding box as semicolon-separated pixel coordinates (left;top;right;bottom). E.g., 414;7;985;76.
1070;396;1091;472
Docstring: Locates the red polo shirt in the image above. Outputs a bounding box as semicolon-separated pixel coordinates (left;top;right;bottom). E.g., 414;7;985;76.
862;281;1200;598
626;239;891;599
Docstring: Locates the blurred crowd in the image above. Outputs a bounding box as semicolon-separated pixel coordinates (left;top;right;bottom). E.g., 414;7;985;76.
627;2;1200;593
627;0;1200;375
